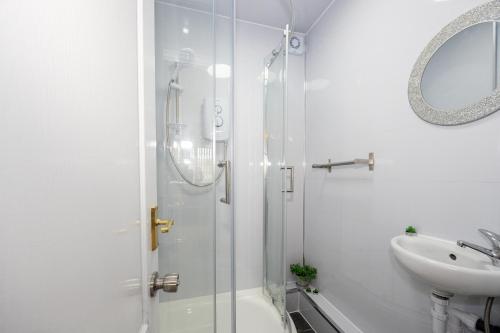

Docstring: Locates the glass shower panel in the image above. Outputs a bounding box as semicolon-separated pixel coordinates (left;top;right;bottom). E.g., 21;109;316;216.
264;30;288;321
154;1;234;332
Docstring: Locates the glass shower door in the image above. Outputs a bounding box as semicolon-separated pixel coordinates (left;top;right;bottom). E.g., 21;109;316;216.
154;1;234;332
263;28;289;321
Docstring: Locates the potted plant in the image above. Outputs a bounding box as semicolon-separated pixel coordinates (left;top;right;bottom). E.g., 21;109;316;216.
290;263;317;288
405;225;417;236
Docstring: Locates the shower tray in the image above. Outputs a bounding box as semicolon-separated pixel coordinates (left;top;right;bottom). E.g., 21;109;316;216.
287;287;341;333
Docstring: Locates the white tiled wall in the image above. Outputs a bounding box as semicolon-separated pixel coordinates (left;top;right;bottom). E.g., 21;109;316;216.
304;0;500;332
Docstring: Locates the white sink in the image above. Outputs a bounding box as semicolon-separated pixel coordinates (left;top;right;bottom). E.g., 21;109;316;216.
391;234;500;296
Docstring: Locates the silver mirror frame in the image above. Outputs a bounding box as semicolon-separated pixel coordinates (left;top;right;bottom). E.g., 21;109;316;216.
408;0;500;126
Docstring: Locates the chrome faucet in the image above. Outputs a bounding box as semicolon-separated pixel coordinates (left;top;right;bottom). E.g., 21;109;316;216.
457;229;500;265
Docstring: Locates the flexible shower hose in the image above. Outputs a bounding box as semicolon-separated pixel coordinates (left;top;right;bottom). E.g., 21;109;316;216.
166;139;225;188
165;79;225;188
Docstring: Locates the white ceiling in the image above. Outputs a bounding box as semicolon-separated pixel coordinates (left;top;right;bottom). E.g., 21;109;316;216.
237;0;333;33
162;0;334;33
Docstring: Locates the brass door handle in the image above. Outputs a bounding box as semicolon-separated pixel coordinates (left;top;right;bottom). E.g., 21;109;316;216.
156;218;174;233
151;206;174;251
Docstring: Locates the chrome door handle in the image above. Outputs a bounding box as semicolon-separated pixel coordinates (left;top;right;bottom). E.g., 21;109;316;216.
150;272;180;297
217;160;231;204
281;166;294;193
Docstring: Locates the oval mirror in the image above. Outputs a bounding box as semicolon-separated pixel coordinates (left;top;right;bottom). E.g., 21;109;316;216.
408;1;500;125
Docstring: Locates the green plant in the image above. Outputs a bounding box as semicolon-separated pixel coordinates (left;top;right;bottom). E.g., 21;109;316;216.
405;225;417;234
290;263;317;283
313;288;319;294
305;287;311;293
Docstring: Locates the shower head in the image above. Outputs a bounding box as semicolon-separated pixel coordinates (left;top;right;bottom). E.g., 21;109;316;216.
170;48;195;81
178;48;194;66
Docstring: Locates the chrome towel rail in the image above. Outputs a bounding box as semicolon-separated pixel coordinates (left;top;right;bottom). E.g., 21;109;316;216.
312;152;375;173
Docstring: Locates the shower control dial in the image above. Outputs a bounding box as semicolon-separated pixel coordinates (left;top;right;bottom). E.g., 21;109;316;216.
215;116;224;128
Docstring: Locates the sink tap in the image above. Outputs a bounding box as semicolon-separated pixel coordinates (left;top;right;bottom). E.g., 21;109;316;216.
457;229;500;265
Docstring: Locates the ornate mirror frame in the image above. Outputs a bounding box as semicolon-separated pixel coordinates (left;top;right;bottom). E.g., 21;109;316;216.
408;0;500;126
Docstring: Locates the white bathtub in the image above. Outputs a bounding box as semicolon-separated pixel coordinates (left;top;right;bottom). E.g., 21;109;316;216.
159;288;296;333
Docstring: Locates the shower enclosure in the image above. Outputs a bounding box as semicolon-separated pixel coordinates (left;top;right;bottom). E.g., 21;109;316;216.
153;1;292;332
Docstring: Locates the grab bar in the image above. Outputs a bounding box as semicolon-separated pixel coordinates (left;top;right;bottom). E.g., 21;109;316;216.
312;152;374;173
217;160;231;204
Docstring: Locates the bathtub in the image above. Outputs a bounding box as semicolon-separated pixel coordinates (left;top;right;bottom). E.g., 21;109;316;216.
159;288;296;333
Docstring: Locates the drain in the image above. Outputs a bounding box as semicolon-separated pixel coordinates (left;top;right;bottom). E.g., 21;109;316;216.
449;253;457;261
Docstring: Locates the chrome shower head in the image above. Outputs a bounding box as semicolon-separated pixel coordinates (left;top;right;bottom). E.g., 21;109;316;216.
178;48;194;66
170;48;194;81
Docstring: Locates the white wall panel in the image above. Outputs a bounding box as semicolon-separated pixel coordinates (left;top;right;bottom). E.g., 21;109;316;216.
305;0;500;331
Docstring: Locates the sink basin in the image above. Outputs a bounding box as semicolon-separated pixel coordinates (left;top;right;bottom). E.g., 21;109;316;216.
391;234;500;296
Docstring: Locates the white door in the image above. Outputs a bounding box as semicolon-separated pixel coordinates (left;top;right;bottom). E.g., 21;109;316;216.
0;1;145;332
137;0;159;332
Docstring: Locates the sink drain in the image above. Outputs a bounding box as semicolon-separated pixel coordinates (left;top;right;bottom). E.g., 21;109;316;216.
449;253;457;261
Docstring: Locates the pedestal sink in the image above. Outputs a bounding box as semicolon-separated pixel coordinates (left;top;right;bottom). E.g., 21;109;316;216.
391;234;500;333
391;234;500;296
